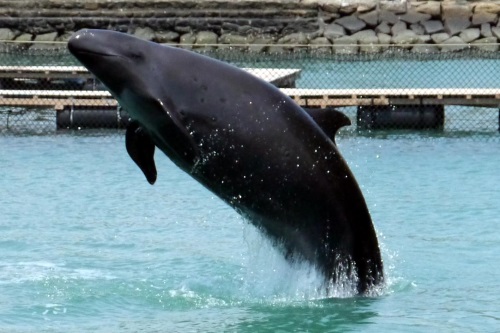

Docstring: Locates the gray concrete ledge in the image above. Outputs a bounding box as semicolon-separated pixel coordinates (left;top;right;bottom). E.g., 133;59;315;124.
0;1;499;54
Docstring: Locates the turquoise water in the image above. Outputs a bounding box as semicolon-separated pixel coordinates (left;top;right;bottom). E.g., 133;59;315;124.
1;133;499;332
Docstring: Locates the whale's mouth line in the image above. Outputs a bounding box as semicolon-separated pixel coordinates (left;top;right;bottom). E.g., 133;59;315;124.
73;50;123;59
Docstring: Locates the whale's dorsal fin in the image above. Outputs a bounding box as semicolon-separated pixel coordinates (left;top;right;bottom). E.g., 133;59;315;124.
304;108;351;144
126;120;157;185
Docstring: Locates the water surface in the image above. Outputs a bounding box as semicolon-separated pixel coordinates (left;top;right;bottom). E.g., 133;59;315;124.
0;134;499;332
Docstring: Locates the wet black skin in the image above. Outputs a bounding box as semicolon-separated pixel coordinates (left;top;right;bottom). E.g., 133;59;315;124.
68;29;383;294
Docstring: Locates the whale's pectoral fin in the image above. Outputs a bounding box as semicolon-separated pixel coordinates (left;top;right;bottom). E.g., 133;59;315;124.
304;108;351;144
126;120;157;185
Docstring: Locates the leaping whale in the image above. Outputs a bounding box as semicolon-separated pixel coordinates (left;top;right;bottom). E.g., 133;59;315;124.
68;29;383;294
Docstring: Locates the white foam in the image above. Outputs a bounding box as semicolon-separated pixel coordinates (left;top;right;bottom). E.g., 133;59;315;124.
0;261;116;284
237;224;360;302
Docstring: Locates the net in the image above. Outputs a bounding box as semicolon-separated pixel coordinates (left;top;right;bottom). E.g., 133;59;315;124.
0;41;499;140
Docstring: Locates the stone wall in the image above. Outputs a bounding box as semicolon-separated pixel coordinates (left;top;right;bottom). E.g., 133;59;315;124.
0;0;500;53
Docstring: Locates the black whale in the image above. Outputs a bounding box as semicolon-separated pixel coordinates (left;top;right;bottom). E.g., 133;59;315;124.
68;29;383;293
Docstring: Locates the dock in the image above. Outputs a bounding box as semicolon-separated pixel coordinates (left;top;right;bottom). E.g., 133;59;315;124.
283;88;500;108
0;66;301;89
1;66;500;109
2;87;500;110
0;66;499;131
0;66;303;110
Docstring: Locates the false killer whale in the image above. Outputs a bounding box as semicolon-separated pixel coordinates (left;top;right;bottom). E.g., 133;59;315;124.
68;29;383;294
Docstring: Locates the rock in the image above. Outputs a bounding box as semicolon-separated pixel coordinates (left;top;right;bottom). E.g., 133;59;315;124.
15;33;32;42
412;44;439;54
238;25;260;35
195;31;218;48
359;42;380;53
439;36;467;52
309;37;332;54
422;20;444;34
410;23;425;36
415;1;441;17
481;23;492;38
472;37;499;52
84;2;99;10
351;29;376;41
359;10;378;26
472;11;498;25
473;3;500;15
379;0;407;14
339;2;358;15
175;24;193;34
400;9;432;24
31;32;58;49
442;3;472;19
379;10;399;25
0;28;15;41
134;26;156;41
278;32;308;46
319;0;342;14
459;28;480;43
356;0;377;13
377;32;391;46
392;30;420;48
155;31;180;43
332;36;358;54
443;3;472;36
357;32;380;53
444;17;471;36
14;33;32;49
431;32;451;44
391;22;407;36
179;32;196;49
418;35;432;43
492;27;500;39
375;22;391;34
335;15;366;33
248;36;275;53
219;33;254;45
319;10;340;25
34;32;58;42
323;23;345;41
56;32;74;42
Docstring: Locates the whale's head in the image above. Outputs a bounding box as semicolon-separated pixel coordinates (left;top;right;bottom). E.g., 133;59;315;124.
68;29;165;125
68;29;199;172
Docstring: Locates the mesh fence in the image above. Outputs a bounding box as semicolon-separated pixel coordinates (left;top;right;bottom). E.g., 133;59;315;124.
0;41;499;140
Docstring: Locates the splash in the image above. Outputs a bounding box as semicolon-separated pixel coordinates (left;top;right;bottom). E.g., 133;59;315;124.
237;224;361;302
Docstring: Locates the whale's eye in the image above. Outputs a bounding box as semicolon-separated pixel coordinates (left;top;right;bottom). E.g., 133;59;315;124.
128;51;142;61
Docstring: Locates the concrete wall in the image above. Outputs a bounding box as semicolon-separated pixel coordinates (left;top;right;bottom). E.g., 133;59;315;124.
0;0;499;53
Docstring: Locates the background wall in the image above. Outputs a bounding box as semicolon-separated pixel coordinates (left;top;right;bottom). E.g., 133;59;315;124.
0;0;499;53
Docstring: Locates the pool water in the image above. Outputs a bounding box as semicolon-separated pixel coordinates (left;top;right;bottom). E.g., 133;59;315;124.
0;133;499;332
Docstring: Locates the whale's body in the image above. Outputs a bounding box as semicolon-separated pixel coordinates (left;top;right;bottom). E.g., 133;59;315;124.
68;29;383;293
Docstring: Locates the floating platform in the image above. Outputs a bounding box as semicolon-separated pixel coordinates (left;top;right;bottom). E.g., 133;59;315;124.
0;66;499;130
283;88;500;108
0;66;301;89
3;87;500;110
